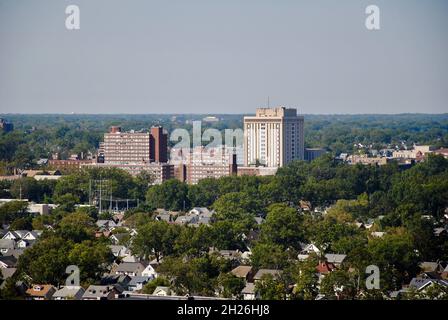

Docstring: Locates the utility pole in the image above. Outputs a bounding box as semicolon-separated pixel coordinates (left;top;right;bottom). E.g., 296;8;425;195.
89;180;92;206
99;179;102;213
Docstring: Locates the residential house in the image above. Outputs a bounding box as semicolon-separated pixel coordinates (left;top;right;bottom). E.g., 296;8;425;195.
110;233;129;245
26;284;56;300
316;261;336;281
253;269;282;282
420;262;443;273
2;249;24;259
300;243;321;255
82;285;117;300
100;274;131;291
189;207;212;216
127;276;152;292
408;278;448;293
22;230;43;240
155;212;172;223
174;215;198;225
152;286;171;296
0;268;16;289
52;286;85;300
241;283;256;300
96;220;118;231
0;255;17;268
442;266;448;280
109;245;130;258
141;260;159;278
115;262;146;277
17;239;35;249
230;266;254;282
2;230;29;241
0;239;15;254
324;254;347;267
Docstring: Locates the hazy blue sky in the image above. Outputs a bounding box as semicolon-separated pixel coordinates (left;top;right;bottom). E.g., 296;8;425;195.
0;0;447;114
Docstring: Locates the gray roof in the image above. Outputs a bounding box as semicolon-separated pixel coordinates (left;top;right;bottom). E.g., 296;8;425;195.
0;267;17;280
241;283;255;294
108;245;127;255
0;255;18;267
174;215;197;224
53;286;85;299
5;230;29;239
409;278;448;291
128;276;152;286
0;239;15;249
2;249;24;259
83;285;115;298
253;269;282;280
115;262;145;273
325;253;347;264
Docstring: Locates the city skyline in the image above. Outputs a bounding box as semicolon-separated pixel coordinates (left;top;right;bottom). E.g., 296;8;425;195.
1;0;448;115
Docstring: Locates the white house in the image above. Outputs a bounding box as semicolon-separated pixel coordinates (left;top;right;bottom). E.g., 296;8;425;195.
152;286;171;296
141;261;159;278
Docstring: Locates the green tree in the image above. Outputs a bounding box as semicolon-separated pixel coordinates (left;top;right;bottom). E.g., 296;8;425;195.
132;221;179;262
217;273;245;299
146;179;189;211
68;240;114;284
254;274;287;300
142;277;171;294
261;203;304;250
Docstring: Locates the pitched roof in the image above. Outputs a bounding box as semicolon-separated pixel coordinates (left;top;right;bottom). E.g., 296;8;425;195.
115;262;145;273
153;286;170;295
316;261;336;274
231;266;252;278
128;276;152;286
0;267;17;280
2;249;24;259
0;255;18;268
52;286;85;299
0;239;15;249
83;285;115;298
253;269;282;280
409;278;448;291
241;283;255;294
26;284;56;297
419;262;441;273
325;253;347;264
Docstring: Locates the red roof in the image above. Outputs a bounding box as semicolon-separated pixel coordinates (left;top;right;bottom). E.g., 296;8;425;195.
316;261;336;274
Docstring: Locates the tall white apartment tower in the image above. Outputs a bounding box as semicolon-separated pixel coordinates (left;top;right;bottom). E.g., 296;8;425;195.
244;107;304;168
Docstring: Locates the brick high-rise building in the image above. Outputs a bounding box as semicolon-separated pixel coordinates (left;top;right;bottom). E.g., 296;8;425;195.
104;127;151;164
103;126;168;165
244;107;304;168
101;126;171;183
150;126;168;163
182;146;237;184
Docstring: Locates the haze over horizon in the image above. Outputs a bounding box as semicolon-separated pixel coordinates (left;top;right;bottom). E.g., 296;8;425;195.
1;0;447;115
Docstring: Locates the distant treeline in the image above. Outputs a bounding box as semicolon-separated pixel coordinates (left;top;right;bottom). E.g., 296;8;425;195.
0;113;447;172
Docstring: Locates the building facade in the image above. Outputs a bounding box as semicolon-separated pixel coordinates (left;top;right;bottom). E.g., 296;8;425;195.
104;127;152;164
173;146;237;184
99;126;171;183
150;126;168;163
243;107;304;168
